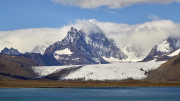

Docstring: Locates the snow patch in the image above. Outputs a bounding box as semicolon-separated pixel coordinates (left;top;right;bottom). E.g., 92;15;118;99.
102;56;121;62
157;40;170;52
168;48;180;57
72;58;79;61
54;48;73;55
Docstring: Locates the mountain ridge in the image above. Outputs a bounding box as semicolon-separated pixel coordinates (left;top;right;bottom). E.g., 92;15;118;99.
44;27;127;65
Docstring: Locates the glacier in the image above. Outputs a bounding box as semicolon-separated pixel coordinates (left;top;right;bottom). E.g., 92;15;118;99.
32;61;166;81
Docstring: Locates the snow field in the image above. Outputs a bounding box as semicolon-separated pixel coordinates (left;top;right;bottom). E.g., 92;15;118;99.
168;48;180;57
157;40;170;52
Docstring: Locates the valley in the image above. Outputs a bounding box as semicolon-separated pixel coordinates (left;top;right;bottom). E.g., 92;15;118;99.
0;27;180;87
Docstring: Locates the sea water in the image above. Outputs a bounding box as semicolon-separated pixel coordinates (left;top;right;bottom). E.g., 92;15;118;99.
0;87;180;101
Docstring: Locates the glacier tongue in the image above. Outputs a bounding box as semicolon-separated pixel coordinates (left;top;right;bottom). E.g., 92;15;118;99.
32;65;81;77
33;61;165;81
62;62;165;81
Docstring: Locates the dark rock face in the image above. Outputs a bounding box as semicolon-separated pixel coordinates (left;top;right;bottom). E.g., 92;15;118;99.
142;45;164;62
156;55;172;61
147;54;180;82
44;28;100;65
86;32;127;59
0;47;61;66
44;66;83;80
18;53;62;66
44;27;126;65
1;47;22;55
142;37;179;62
0;54;38;80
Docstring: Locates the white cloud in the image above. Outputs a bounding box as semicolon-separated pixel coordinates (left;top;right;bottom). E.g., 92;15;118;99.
101;9;120;16
148;13;161;20
0;19;180;58
0;27;72;53
51;0;180;9
73;19;180;56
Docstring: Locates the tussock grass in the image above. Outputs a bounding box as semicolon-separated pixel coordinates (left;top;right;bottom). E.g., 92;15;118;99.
1;80;180;88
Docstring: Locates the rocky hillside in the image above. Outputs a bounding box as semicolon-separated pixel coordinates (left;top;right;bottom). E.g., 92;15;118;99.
147;53;180;82
0;54;38;80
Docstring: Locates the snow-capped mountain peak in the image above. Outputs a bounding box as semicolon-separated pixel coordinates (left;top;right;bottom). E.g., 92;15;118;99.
156;37;178;53
44;27;127;65
31;42;52;55
142;37;180;62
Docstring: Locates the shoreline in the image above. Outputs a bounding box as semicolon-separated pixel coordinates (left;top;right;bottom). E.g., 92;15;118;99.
1;80;180;88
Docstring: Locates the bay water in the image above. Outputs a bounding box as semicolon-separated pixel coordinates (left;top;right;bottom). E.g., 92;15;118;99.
0;87;180;101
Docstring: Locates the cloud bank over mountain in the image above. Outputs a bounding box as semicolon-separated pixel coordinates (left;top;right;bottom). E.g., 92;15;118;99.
81;19;180;55
0;19;180;56
52;0;180;9
0;27;70;53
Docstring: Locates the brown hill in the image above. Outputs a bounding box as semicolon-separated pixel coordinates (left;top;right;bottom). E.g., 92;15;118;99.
0;54;38;80
147;54;180;82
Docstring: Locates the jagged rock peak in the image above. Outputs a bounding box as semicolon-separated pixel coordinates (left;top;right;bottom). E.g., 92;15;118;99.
1;47;22;55
70;27;77;33
44;27;127;65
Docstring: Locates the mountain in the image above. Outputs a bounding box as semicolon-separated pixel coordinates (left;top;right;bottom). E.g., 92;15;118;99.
0;54;38;80
85;31;127;60
0;47;61;66
1;47;22;55
122;44;145;61
31;42;52;55
142;37;180;62
44;27;127;65
147;53;180;82
18;53;62;66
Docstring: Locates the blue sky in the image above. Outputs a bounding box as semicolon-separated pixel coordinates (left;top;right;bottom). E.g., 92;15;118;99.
0;0;180;56
0;0;180;31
